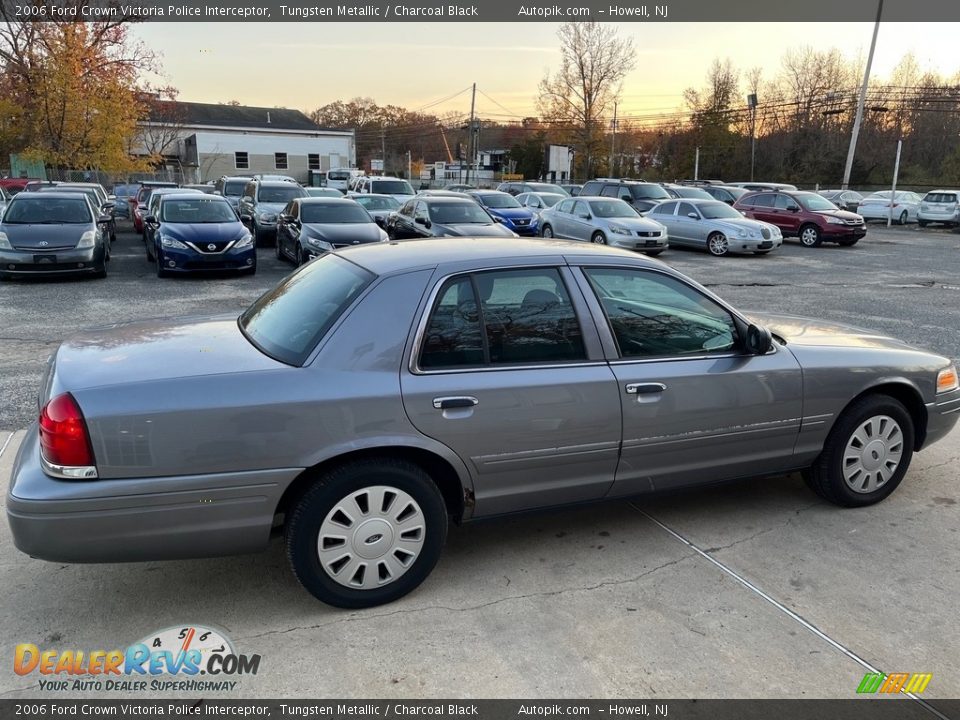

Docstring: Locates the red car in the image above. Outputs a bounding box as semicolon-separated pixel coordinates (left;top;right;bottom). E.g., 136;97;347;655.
131;182;178;233
0;178;41;196
733;190;866;247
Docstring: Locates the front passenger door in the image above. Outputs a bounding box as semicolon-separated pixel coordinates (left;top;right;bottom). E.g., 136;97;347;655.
575;265;803;496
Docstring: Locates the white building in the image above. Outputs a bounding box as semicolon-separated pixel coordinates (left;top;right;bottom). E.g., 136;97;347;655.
136;100;355;183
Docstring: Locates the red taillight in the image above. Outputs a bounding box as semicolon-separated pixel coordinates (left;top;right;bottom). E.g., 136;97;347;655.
39;393;94;468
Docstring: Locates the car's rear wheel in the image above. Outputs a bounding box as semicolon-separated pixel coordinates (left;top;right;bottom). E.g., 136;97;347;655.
799;224;822;247
707;232;729;256
898;210;908;225
541;225;554;238
802;394;914;507
285;458;448;608
591;231;606;245
918;220;928;228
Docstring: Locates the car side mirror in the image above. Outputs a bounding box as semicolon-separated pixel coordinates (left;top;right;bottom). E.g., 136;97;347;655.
687;212;699;219
97;214;112;224
746;324;773;355
415;217;431;228
144;215;157;224
107;194;116;201
213;190;222;196
578;212;591;220
239;213;252;224
787;204;800;212
493;216;504;223
374;217;385;228
101;201;115;210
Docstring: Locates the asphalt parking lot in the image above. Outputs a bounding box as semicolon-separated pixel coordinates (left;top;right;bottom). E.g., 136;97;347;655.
1;221;958;700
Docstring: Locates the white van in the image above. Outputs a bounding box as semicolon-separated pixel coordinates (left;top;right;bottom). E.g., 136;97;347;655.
327;168;364;193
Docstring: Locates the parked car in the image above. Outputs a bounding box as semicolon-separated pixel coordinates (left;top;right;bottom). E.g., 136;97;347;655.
414;189;470;198
327;168;364;193
276;197;388;266
0;186;11;218
856;191;922;225
180;183;217;194
305;187;345;198
350;193;401;227
560;184;583;196
237;180;308;246
37;184;116;245
143;193;256;277
497;181;569;197
354;176;416;202
0;177;41;196
515;191;566;215
143;188;206;252
734;190;866;247
818;189;864;213
728;182;799;192
648;199;783;256
918;190;959;227
110;183;138;218
701;185;750;205
0;191;110;279
660;184;714;200
131;182;179;234
251;174;298;184
578;179;672;214
214;176;253;210
465;190;539;236
386;196;517;239
8;237;958;608
539;196;667;255
443;184;475;192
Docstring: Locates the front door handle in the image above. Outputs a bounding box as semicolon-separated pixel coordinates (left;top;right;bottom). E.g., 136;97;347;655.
433;396;479;410
625;383;667;395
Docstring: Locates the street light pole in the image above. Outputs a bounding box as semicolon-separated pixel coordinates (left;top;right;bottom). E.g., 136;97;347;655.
747;93;758;182
842;0;883;189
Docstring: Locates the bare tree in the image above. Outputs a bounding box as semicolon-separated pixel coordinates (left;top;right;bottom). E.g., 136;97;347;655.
537;22;635;177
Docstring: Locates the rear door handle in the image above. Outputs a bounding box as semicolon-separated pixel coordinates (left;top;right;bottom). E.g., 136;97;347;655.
433;396;479;410
625;383;667;395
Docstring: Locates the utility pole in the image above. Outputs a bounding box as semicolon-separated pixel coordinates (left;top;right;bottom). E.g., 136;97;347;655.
609;102;618;177
407;150;412;183
465;83;476;186
887;139;902;228
747;93;758;181
842;0;883;189
381;127;386;175
694;146;700;181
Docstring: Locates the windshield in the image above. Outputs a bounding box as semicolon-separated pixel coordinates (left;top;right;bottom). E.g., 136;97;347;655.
161;198;237;223
924;193;957;203
371;180;414;195
42;187;100;205
327;170;351;181
223;181;247;197
674;187;713;199
478;193;521;209
633;184;671;200
699;202;744;220
527;183;567;195
258;186;306;204
3;196;92;224
355;196;400;211
588;199;639;218
301;203;372;224
239;254;374;366
796;194;839;211
537;194;564;207
306;188;342;197
429;202;492;224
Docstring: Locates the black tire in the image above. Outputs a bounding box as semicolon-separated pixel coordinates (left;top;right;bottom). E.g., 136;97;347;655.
707;232;729;257
799;224;822;247
918;220;928;228
837;238;859;247
898;210;908;226
92;259;107;279
753;250;771;255
541;224;554;239
297;244;308;267
802;394;914;508
145;239;154;262
591;231;606;245
285;457;448;608
155;251;169;278
645;249;663;257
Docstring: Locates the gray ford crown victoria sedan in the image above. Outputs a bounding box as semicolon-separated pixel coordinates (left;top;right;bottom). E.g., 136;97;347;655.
7;238;959;608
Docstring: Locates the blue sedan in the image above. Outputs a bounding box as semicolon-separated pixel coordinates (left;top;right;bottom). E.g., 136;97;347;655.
144;194;256;277
467;190;539;236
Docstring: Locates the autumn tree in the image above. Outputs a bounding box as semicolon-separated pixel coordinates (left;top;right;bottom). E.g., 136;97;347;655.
0;11;160;172
537;22;635;178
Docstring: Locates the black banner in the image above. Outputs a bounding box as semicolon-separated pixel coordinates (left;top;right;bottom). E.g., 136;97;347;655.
1;700;959;720
2;0;960;22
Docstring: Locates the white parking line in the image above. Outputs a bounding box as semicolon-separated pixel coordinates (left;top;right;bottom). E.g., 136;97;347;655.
631;503;949;717
0;432;14;460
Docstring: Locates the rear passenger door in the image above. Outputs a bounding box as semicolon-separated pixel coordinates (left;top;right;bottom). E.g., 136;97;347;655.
401;266;621;515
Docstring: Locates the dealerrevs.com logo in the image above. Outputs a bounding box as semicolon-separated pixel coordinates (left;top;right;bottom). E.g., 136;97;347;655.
14;625;261;693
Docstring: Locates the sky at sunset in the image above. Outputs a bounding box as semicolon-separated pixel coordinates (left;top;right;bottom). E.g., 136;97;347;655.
136;22;960;122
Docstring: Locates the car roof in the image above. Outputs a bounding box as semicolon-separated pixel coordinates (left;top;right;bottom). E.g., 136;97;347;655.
153;187;203;195
420;196;479;204
352;193;396;199
10;191;92;202
159;192;228;201
336;236;664;276
299;197;355;204
256;180;300;187
666;197;726;204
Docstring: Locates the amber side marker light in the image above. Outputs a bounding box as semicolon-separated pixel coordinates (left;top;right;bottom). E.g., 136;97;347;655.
937;365;958;394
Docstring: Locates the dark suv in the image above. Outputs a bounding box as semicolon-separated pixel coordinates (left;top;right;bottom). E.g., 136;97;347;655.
733;190;866;247
578;179;671;213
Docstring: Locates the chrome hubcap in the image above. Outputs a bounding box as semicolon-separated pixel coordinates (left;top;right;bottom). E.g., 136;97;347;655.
843;415;903;493
801;229;817;244
543;227;552;237
317;485;425;589
592;235;605;244
709;235;727;254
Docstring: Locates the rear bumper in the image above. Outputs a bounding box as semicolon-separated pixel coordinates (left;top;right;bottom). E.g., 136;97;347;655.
6;424;300;563
918;210;958;223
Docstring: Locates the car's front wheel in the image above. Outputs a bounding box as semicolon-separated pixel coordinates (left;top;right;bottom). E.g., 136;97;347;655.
707;232;729;256
591;231;606;245
541;224;554;238
802;394;914;507
799;224;822;247
285;458;448;608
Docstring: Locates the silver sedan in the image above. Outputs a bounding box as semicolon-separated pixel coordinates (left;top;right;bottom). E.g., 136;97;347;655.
648;198;783;256
538;196;668;255
7;239;959;608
